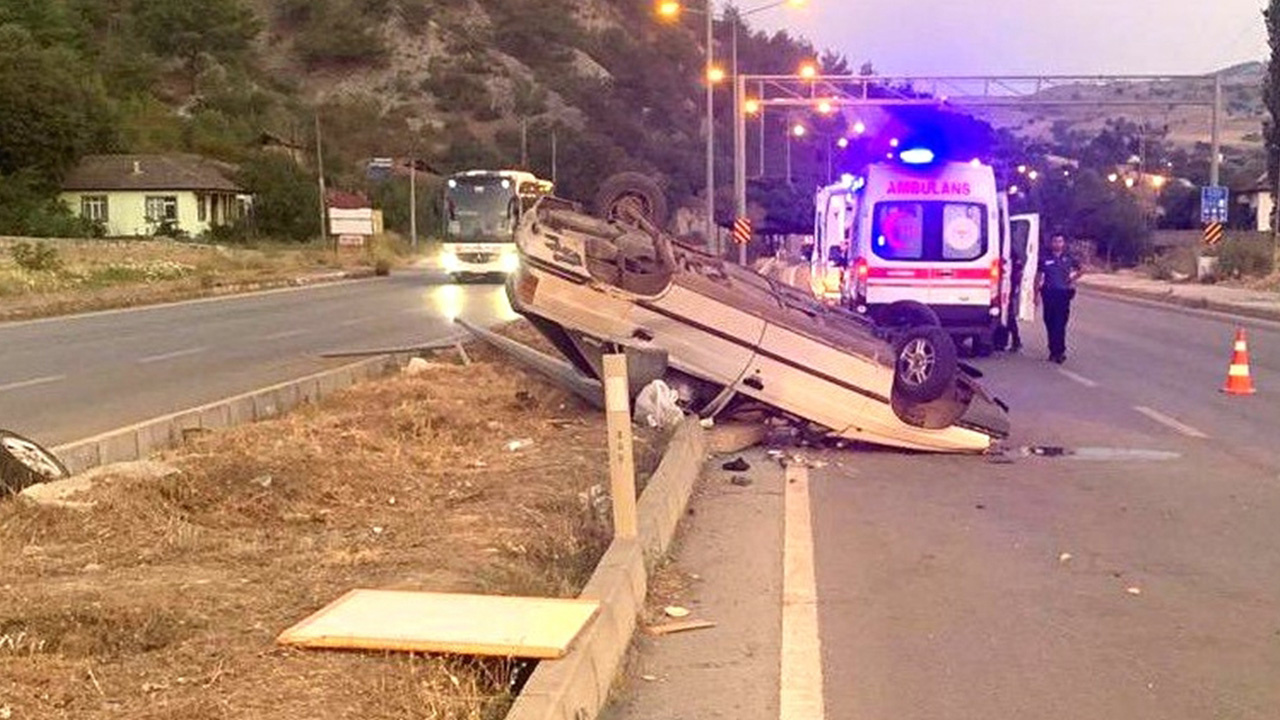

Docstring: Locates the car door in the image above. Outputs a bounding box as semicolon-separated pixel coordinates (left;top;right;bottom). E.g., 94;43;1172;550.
1010;214;1040;322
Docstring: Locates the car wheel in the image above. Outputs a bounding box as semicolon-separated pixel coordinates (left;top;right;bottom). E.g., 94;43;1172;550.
879;300;940;329
0;430;69;495
594;172;669;228
893;327;958;403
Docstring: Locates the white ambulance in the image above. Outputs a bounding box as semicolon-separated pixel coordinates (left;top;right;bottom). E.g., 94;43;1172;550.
812;153;1039;355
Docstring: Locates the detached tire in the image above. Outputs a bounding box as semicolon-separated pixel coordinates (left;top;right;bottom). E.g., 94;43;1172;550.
594;172;669;228
0;430;69;496
893;327;958;403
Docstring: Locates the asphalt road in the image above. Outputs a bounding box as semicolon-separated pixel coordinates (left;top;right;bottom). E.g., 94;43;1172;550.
0;271;518;446
608;292;1280;720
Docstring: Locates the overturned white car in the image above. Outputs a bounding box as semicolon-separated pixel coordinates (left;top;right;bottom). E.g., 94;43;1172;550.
504;183;1009;453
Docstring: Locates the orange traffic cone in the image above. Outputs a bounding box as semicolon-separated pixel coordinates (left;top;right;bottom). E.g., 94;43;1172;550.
1222;328;1257;396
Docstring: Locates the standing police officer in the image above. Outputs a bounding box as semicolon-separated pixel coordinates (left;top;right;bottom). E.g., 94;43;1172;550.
1035;232;1083;364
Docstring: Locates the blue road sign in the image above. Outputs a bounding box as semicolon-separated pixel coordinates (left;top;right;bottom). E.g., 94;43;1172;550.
1201;186;1230;224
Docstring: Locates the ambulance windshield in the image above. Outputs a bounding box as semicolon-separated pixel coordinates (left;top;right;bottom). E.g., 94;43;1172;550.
872;202;987;261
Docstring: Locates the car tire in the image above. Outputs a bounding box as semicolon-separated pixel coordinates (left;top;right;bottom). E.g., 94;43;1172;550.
893;327;958;403
879;300;940;329
0;430;69;496
594;172;669;228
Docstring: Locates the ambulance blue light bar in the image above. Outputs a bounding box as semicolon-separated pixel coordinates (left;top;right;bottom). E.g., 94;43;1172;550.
899;148;936;165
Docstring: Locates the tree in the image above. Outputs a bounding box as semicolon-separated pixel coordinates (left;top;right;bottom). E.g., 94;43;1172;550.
131;0;259;91
0;24;115;179
235;153;319;241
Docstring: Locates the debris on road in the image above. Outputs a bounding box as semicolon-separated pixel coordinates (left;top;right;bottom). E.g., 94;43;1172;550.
645;620;717;636
730;475;753;487
1059;552;1073;563
278;589;601;659
1127;587;1143;596
663;605;692;619
634;380;685;430
721;457;751;472
506;438;535;452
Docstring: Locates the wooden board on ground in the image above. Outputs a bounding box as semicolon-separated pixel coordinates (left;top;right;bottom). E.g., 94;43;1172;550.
277;589;601;659
707;422;766;455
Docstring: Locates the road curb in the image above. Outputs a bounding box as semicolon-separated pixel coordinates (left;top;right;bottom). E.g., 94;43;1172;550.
1080;282;1280;325
506;419;706;720
51;354;405;475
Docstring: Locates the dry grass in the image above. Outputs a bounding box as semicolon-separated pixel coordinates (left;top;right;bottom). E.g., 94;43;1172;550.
0;237;395;322
0;334;661;719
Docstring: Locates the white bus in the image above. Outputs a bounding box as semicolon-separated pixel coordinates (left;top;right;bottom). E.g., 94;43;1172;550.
441;170;553;282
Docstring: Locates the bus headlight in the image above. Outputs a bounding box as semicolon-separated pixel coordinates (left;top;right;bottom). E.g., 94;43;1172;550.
441;250;460;273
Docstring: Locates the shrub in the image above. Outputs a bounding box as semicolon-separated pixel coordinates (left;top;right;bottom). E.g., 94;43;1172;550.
10;241;62;272
1211;235;1276;278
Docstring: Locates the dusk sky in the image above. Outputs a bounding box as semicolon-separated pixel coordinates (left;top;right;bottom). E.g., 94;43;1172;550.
749;0;1269;76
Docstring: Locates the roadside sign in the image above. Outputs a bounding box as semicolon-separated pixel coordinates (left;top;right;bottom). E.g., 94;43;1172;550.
1200;186;1229;224
337;234;366;247
1203;222;1224;246
732;217;752;245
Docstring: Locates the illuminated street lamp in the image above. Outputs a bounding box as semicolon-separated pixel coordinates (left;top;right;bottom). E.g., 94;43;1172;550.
1027;169;1039;181
798;62;818;79
853;120;866;135
836;137;849;149
730;0;810;263
1107;172;1119;183
655;0;717;250
1150;175;1167;189
707;65;726;83
743;98;760;114
816;98;834;114
1124;177;1136;188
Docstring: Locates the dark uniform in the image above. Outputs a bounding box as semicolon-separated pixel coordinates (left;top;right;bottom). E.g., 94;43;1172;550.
1038;250;1081;362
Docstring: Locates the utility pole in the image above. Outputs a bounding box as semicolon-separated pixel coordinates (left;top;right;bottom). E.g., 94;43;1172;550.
521;118;529;168
409;155;418;252
315;112;328;249
1211;72;1222;187
551;128;558;185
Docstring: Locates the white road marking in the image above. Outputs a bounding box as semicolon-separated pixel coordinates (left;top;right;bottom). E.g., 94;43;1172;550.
1058;369;1099;388
781;462;825;720
0;374;66;393
1133;406;1209;439
137;346;207;365
260;329;309;341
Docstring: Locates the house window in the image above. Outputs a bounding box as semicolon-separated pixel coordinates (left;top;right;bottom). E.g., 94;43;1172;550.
80;195;109;223
145;196;178;223
197;194;207;222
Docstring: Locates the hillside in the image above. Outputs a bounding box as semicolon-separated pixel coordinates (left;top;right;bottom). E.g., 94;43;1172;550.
0;0;1271;243
0;0;839;240
968;62;1266;152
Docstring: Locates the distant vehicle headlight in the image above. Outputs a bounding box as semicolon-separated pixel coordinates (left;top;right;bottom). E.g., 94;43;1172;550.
441;250;461;273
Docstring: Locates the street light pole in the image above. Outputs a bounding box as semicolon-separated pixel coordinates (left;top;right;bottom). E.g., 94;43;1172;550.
733;22;748;264
705;2;716;255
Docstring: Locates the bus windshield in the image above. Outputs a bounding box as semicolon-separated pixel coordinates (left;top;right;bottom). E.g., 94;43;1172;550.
444;176;519;243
